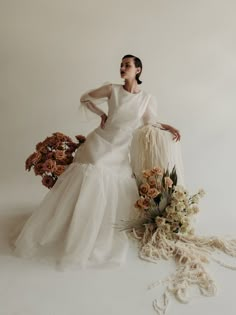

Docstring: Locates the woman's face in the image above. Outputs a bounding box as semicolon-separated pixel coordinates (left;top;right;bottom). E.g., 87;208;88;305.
120;57;141;81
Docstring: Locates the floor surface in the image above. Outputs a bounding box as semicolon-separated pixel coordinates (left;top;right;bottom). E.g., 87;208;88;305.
0;177;236;315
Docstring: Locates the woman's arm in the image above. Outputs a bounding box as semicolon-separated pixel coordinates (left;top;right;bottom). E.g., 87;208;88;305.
80;83;112;128
159;123;181;141
80;83;112;116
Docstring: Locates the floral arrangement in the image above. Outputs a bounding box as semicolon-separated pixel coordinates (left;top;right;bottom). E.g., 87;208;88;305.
25;132;86;189
118;165;236;315
122;166;205;239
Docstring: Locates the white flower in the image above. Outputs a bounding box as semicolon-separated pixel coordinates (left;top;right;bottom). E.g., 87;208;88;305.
171;198;178;207
175;185;185;192
184;199;190;207
198;189;206;197
191;204;199;214
155;216;166;226
176;212;184;221
176;202;185;212
183;189;189;196
166;205;175;214
186;206;193;214
175;191;185;201
180;226;188;233
192;195;200;203
181;216;189;224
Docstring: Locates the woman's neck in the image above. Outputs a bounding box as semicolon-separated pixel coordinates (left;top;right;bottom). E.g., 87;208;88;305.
123;80;140;94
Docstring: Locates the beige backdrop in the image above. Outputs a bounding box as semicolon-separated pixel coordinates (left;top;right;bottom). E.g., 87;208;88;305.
1;2;236;315
1;0;235;231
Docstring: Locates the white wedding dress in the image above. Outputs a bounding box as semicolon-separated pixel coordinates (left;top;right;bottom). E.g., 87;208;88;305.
11;83;185;269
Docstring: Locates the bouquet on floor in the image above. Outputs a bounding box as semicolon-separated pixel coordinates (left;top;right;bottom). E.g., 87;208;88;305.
25;132;86;189
123;166;204;239
119;165;236;315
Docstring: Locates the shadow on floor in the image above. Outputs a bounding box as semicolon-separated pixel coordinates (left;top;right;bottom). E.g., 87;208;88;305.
0;204;34;257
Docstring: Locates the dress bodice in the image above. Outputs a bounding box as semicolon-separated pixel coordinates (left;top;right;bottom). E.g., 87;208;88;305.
79;82;160;135
104;84;151;131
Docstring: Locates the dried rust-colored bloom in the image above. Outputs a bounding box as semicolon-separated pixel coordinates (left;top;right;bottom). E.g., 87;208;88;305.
142;169;152;178
55;150;66;161
34;163;45;176
43;159;57;172
54;164;66;176
147;188;160;198
164;176;173;188
25;156;33;171
29;152;42;165
42;175;55;188
25;131;87;188
135;197;150;209
139;183;150;195
148;176;156;187
36;142;48;154
75;134;86;143
150;167;163;176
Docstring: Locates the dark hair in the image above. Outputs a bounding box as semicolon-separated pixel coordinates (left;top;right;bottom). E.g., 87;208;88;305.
122;54;143;85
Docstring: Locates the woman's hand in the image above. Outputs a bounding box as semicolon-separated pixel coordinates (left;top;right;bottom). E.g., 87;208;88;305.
160;123;181;142
100;113;108;129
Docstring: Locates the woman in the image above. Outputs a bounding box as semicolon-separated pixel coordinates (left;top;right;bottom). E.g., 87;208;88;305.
11;54;184;269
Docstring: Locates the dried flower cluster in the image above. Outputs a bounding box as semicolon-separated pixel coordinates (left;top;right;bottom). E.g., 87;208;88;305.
122;166;205;239
25;132;86;188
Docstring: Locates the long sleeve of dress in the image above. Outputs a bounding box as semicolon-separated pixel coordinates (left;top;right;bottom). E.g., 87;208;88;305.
142;94;162;129
78;82;112;121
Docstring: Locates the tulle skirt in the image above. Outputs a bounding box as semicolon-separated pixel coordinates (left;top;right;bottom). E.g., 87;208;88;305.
10;161;139;269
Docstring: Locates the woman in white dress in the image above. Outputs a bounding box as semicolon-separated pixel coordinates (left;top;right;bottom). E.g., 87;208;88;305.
11;54;184;269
